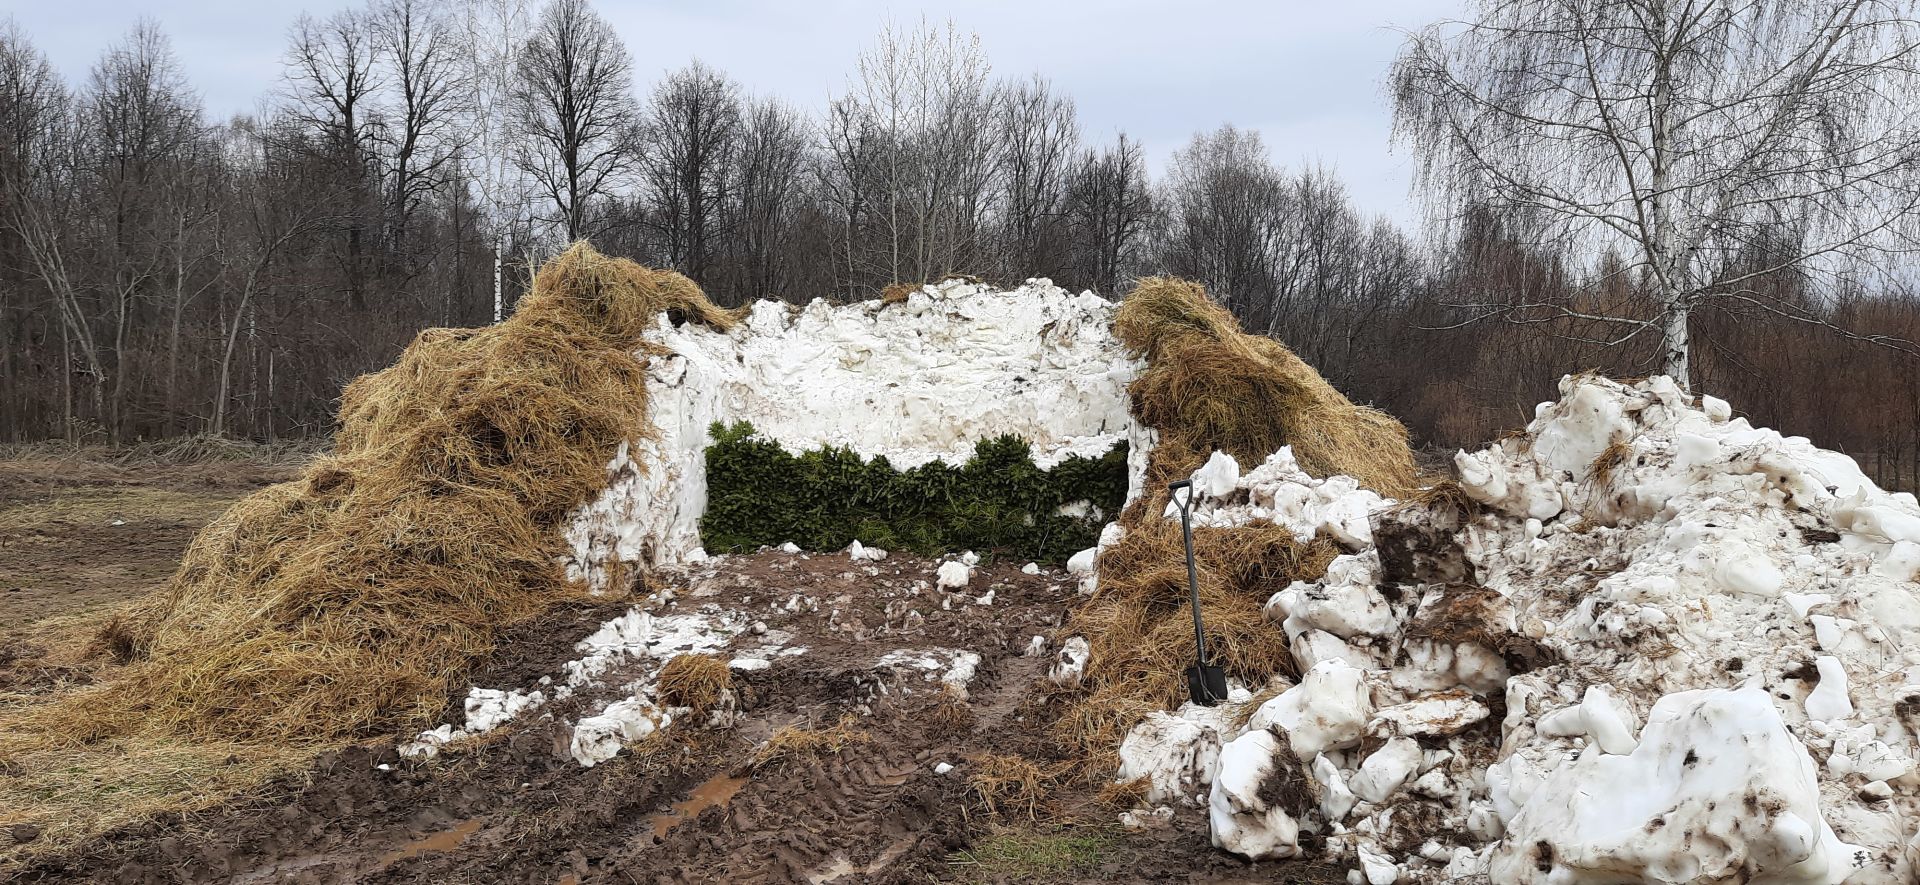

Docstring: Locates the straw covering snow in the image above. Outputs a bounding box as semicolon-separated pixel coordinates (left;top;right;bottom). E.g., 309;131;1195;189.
562;278;1147;589
1100;375;1920;884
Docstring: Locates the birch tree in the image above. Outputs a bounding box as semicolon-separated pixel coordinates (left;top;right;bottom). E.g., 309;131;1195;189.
1394;0;1920;389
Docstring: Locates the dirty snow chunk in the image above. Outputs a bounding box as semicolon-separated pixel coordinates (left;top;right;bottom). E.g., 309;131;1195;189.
1786;592;1834;618
936;560;972;589
1065;547;1098;575
1491;687;1862;885
1536;686;1640;755
1357;846;1399;885
1192;451;1241;499
570;699;671;767
463;687;546;733
1249;659;1372;758
1021;562;1040;575
1049;636;1090;686
1024;635;1048;657
1116;712;1224;807
934;762;954;775
960;550;980;567
1120;806;1176;830
728;657;771;671
1366;690;1490;739
1805;656;1854;721
778;541;801;554
1266;552;1394;639
875;648;981;698
1208;729;1302;860
1313;754;1358;822
400;724;456;760
1349;736;1422;804
848;540;888;562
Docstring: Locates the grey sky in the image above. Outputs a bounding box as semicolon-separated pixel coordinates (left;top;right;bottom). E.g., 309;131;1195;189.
8;0;1460;226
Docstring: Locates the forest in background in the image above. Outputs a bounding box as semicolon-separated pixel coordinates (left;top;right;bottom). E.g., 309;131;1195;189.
4;0;1920;491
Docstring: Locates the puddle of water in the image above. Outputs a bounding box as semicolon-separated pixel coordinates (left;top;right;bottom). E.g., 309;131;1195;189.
647;772;749;839
379;818;482;865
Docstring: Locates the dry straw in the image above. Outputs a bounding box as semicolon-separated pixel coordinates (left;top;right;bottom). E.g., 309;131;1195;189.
3;242;737;750
1060;276;1418;757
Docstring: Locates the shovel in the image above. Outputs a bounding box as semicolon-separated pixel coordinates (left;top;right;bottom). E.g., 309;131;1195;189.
1169;480;1229;706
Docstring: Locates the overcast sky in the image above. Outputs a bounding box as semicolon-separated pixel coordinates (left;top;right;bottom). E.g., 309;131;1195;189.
8;0;1462;226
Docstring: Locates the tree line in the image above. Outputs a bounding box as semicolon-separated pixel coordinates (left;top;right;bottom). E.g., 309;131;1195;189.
3;0;1919;491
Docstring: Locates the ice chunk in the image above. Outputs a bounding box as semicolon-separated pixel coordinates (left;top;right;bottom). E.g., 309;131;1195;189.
1049;636;1090;686
570;698;670;767
1249;659;1372;758
1208;729;1302;860
1805;656;1853;721
1116;712;1223;807
1367;690;1491;739
935;560;971;589
1490;687;1861;884
1348;736;1421;803
1313;754;1357;822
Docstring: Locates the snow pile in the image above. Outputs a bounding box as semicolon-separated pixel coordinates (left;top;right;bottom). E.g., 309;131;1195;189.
1109;375;1920;883
562;278;1148;590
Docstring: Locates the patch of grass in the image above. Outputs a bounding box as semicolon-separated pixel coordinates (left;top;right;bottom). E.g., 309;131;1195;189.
946;825;1120;881
702;422;1127;563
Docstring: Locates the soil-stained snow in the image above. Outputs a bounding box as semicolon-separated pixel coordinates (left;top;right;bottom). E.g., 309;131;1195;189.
1109;375;1920;884
563;279;1145;590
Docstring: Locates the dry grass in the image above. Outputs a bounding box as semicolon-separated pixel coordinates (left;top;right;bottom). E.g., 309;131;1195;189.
656;653;732;714
1589;439;1633;485
1114;277;1418;509
963;752;1072;821
880;282;917;304
749;717;873;771
1065;517;1339;719
0;244;736;866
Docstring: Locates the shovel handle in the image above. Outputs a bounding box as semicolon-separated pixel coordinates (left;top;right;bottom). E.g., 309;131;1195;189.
1167;480;1211;686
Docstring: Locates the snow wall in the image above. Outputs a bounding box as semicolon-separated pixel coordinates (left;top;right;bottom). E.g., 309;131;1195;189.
561;278;1150;590
1107;374;1920;884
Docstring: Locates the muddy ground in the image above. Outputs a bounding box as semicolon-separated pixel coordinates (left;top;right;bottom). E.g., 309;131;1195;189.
2;458;1348;884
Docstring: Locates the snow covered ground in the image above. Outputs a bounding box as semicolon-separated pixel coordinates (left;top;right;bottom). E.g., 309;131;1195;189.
561;278;1149;591
1101;375;1920;884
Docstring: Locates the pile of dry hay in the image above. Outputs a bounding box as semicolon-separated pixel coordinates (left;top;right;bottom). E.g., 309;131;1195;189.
5;242;736;749
1059;277;1418;760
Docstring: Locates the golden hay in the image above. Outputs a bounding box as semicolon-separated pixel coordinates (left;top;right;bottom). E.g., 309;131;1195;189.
750;717;873;771
656;653;732;714
1114;277;1418;508
879;282;917;304
1063;517;1340;719
964;752;1072;821
2;242;736;750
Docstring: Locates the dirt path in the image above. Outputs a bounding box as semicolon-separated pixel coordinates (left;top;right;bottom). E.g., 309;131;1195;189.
8;549;1349;884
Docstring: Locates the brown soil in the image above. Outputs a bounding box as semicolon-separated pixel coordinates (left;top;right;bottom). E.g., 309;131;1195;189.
0;456;295;626
7;546;1350;884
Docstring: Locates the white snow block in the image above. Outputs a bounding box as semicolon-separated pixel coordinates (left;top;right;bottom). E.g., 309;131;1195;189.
1249;659;1372;758
570;698;671;768
935;560;972;589
1208;729;1302;860
1116;712;1223;807
1804;656;1854;722
1349;736;1422;804
1489;687;1863;885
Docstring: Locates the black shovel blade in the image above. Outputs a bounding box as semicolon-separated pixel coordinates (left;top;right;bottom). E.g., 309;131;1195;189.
1186;664;1229;706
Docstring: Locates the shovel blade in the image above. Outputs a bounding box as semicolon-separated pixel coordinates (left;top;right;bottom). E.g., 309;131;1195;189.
1186;664;1229;706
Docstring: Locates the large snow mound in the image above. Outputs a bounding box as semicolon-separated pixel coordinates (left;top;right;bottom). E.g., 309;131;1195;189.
1107;374;1920;884
560;279;1148;588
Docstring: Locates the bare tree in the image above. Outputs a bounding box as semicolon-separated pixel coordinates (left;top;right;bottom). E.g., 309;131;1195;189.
1064;132;1151;296
370;0;466;258
842;19;997;284
637;60;741;282
284;8;382;310
1395;0;1920;389
725;96;810;301
996;73;1078;280
510;0;637;242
